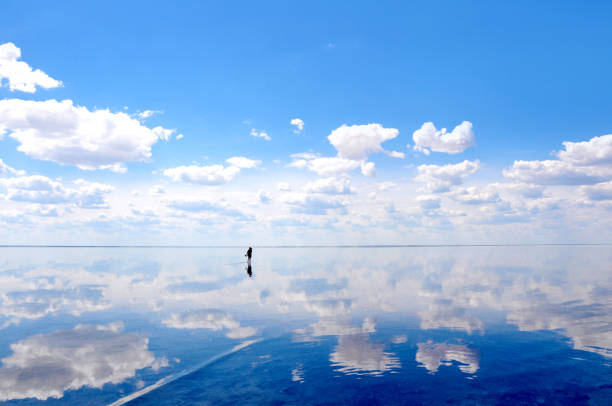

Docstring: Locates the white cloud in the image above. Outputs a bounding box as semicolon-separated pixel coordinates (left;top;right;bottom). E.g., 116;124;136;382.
288;155;361;176
136;110;161;120
0;323;163;401
290;118;304;133
277;182;291;191
288;123;395;178
250;128;271;141
503;160;606;185
580;181;612;201
163;309;256;339
304;177;354;195
257;189;271;203
417;195;441;210
164;164;240;185
416;341;480;375
415;160;480;193
385;150;405;159
452;186;502;205
0;175;114;208
282;194;347;215
360;161;376;177
72;179;115;209
504;133;612;186
412;121;475;155
163;157;259;185
149;185;166;195
557;133;612;166
167;197;253;220
225;156;261;169
0;99;177;172
0;42;61;93
378;182;396;192
328;123;399;160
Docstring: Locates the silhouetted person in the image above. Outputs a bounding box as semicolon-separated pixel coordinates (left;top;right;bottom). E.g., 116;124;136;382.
245;247;252;260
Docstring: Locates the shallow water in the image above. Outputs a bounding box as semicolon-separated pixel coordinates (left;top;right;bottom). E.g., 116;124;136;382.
0;246;610;405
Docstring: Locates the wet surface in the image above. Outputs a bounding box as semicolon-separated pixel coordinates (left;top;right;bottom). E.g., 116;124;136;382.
0;246;610;404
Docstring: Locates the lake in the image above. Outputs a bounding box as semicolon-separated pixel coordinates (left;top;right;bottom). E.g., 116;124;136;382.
0;246;610;405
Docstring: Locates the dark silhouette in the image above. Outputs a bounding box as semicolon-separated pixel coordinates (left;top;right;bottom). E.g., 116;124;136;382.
245;247;253;277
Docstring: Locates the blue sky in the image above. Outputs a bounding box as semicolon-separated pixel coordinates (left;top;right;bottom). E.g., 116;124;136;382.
1;1;612;244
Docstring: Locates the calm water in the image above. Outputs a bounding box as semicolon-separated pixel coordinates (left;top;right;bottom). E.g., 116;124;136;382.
0;246;610;405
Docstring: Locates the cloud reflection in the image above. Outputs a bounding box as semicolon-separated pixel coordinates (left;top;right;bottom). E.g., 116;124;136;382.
0;322;163;401
162;309;257;339
416;340;480;375
330;335;401;376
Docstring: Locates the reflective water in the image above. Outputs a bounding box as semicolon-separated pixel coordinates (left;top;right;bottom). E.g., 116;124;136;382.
0;246;610;405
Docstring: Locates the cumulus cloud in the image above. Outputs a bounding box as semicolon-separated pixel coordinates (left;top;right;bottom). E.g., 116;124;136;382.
72;179;115;208
0;99;178;172
557;133;612;166
163;157;259;185
412;121;475;155
504;133;612;185
503;160;607;185
163;309;256;339
452;186;502;205
0;323;163;401
580;181;612;201
417;195;441;210
304;177;354;195
415;160;480;193
0;175;114;208
288;124;396;178
282;194;347;215
288;154;362;176
167;197;253;221
225;156;261;169
250;128;271;141
0;42;61;93
360;161;376;177
416;341;480;375
328;123;399;160
290;118;304;133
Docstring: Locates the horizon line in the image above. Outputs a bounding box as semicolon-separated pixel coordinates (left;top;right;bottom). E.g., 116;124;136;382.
0;243;610;248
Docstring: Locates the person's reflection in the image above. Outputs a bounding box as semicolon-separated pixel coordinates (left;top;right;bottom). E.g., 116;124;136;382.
245;247;253;277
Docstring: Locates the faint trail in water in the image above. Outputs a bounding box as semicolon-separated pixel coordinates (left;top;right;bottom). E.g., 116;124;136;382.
107;339;262;406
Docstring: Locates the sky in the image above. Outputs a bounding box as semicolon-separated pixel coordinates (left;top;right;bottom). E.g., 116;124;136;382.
1;0;612;245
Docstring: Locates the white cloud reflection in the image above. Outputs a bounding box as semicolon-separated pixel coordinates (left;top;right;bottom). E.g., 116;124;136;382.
416;340;480;375
0;322;163;401
330;335;401;376
163;309;257;339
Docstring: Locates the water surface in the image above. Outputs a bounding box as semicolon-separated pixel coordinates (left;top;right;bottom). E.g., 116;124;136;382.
0;246;610;404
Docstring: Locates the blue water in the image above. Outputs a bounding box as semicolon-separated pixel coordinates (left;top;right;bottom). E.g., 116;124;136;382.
0;246;610;405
